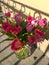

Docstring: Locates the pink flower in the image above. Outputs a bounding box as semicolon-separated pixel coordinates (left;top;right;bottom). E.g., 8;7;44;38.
31;16;41;27
26;16;34;23
26;23;34;32
27;36;36;45
11;38;23;51
11;17;15;22
34;20;38;27
39;18;47;27
15;14;22;23
36;16;41;21
31;20;38;27
37;38;44;43
4;12;11;17
34;29;44;42
2;22;12;32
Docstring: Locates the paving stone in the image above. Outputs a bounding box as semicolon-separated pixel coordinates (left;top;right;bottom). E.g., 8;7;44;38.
16;48;43;65
0;33;48;65
46;50;49;58
0;52;3;62
0;35;8;42
1;60;12;65
37;39;49;53
0;32;3;35
0;46;13;61
5;53;18;65
36;56;49;65
15;48;49;65
0;41;11;51
0;63;2;65
0;52;19;65
0;13;3;17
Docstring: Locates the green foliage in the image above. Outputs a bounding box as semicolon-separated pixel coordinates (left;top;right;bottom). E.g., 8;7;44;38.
7;18;16;27
0;18;3;24
15;45;29;59
3;32;17;40
20;20;27;28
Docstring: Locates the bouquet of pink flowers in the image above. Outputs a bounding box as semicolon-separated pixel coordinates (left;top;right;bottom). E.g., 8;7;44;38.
0;12;48;59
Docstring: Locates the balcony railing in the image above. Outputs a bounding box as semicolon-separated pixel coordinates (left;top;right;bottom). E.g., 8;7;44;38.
0;0;49;65
0;0;49;18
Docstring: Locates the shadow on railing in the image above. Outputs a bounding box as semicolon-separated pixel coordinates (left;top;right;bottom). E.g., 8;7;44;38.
10;0;49;17
0;0;49;17
0;0;49;65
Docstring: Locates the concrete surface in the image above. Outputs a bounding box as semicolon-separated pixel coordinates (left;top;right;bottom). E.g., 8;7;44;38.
0;32;49;65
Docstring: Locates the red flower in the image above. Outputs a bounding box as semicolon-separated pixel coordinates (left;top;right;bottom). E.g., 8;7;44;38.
4;12;11;17
27;36;36;45
16;26;22;33
10;27;16;35
34;29;44;42
2;22;12;32
10;26;22;35
11;38;23;51
26;16;34;23
34;29;44;38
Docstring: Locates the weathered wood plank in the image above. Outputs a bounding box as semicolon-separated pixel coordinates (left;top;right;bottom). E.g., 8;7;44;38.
3;54;18;65
36;56;49;65
0;35;8;42
15;48;43;65
0;41;11;52
46;50;49;58
0;46;13;61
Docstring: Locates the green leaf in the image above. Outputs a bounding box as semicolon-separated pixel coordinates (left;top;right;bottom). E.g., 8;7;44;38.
28;12;31;16
20;20;27;28
0;18;3;24
0;24;2;28
5;32;17;40
7;18;16;27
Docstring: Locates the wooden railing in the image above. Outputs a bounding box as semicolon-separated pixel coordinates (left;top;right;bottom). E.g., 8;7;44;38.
0;0;49;65
0;0;49;18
